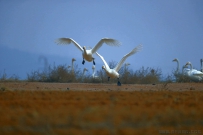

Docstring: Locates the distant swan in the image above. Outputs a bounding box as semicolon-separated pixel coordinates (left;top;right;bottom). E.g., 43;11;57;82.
172;58;190;76
92;65;102;81
96;44;142;85
55;38;121;65
67;58;76;74
184;61;203;82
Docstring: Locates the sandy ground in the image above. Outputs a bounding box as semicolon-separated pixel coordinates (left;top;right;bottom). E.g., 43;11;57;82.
0;82;203;135
0;82;203;91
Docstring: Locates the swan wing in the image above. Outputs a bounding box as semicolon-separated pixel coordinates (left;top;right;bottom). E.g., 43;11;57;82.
114;44;142;72
55;38;83;52
91;38;121;54
96;52;110;70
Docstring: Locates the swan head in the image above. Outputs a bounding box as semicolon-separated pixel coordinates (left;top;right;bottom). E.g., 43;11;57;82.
72;58;76;62
83;68;88;72
182;65;188;69
185;62;191;66
83;46;86;50
125;63;130;66
172;58;178;62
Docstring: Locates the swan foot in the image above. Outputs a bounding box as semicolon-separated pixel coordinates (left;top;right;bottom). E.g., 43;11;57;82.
117;78;121;86
117;81;121;86
108;77;110;81
82;60;85;65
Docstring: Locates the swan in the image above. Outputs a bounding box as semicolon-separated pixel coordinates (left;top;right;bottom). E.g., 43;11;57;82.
124;62;130;70
96;44;142;86
92;65;102;80
184;62;203;82
200;59;203;72
55;38;121;65
82;68;88;77
67;58;76;74
81;68;88;82
172;58;190;76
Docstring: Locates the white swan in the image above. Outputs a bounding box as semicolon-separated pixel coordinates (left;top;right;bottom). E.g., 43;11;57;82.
55;38;121;65
67;58;76;74
82;68;88;77
96;44;142;85
172;58;190;76
92;65;101;80
124;62;131;74
184;61;203;82
200;59;203;72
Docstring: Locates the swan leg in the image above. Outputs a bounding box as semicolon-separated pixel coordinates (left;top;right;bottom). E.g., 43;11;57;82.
82;59;85;65
117;78;121;86
92;58;95;65
108;77;110;81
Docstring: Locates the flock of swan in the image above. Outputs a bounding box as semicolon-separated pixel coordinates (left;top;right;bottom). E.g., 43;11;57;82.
172;58;203;82
55;37;142;85
55;37;203;84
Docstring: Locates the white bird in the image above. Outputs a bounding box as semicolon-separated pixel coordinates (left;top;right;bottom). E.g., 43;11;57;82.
96;44;142;85
67;58;76;74
82;68;88;77
184;61;203;82
55;38;121;65
124;62;130;70
172;58;190;76
92;65;101;80
200;59;203;72
81;68;88;82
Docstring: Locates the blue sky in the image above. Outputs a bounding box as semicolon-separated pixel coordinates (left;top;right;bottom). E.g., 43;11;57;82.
0;0;203;80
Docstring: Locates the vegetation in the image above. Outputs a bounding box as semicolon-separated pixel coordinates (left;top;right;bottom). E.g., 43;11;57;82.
25;61;165;84
0;61;201;83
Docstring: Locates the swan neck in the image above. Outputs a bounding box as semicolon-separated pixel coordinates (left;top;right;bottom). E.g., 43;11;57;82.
176;60;180;73
92;69;95;77
189;63;193;70
71;61;74;73
83;47;87;54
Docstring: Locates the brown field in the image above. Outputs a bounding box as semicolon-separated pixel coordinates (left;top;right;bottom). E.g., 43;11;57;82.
0;82;203;135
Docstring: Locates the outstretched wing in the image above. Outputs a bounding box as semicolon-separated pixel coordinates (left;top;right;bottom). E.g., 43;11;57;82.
91;38;121;54
96;52;110;70
55;38;83;52
114;44;143;72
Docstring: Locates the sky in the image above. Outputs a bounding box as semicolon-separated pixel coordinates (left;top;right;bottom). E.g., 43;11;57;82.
0;0;203;80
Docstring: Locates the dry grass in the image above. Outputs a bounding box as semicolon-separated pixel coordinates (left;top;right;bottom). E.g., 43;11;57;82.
0;83;203;135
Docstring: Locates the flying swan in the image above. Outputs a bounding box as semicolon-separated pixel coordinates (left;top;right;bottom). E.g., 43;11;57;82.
55;38;121;65
96;44;142;86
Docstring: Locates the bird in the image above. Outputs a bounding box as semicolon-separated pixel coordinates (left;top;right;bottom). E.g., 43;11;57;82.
184;61;203;82
67;58;76;74
200;59;203;72
172;58;190;76
81;68;88;82
55;38;121;65
92;65;101;80
96;44;142;86
124;62;130;73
